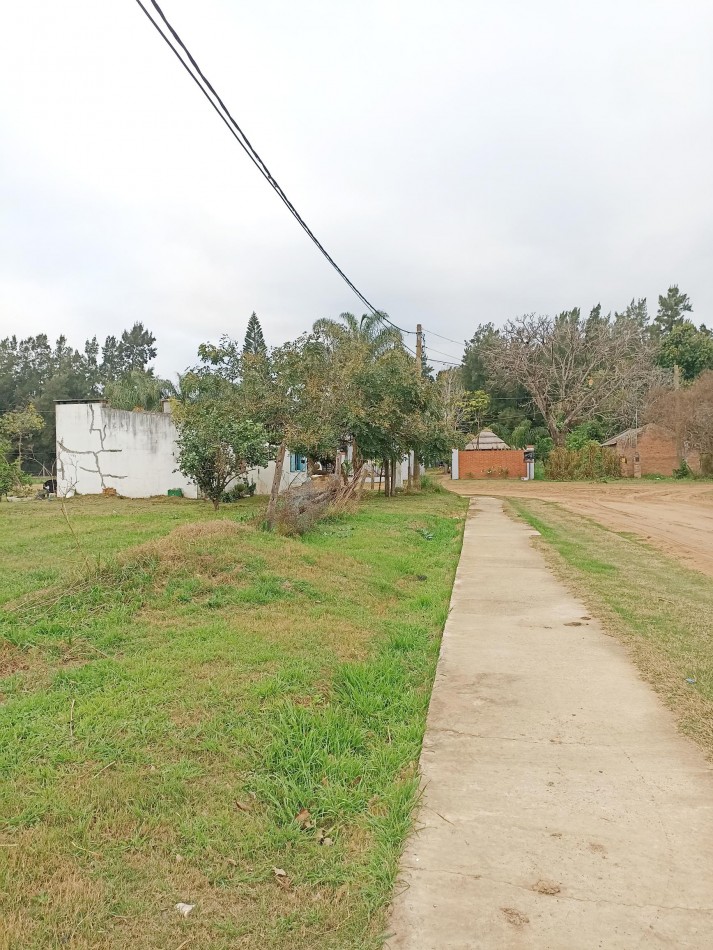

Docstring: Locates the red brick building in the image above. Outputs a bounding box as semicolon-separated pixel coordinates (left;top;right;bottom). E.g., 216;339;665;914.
452;429;528;480
602;424;701;477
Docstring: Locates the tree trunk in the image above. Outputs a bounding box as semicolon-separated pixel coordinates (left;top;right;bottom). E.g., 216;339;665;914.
383;458;390;497
266;440;287;529
390;455;397;496
413;451;422;490
407;452;413;491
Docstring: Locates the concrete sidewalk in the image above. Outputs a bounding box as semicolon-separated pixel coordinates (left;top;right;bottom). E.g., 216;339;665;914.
387;497;713;949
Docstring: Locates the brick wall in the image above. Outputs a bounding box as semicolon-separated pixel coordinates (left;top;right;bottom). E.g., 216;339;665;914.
458;449;527;479
614;425;701;477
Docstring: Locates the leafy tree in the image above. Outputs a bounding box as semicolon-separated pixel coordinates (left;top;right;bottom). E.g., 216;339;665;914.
654;285;692;336
458;391;490;436
313;311;403;356
615;297;649;329
173;379;269;510
104;370;176;411
0;405;44;466
243;312;267;355
656;321;713;381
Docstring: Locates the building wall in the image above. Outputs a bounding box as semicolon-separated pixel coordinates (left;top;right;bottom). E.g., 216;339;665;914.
56;402;199;498
456;448;527;480
56;402;310;499
614;426;701;477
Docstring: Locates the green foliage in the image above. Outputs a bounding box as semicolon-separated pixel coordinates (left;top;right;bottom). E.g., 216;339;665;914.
565;420;607;450
174;380;269;509
0;438;32;499
419;473;445;493
0;323;158;469
103;369;175;411
545;442;621;480
0;405;44;470
673;459;695;479
243;311;267;355
221;480;257;502
656;321;713;381
457;390;490;434
654;285;692;336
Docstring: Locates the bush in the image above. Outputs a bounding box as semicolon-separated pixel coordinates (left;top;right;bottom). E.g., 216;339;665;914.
673;460;694;480
545;442;621;481
420;474;445;493
221;481;257;503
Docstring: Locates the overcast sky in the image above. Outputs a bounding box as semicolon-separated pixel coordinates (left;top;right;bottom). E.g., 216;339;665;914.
1;1;712;376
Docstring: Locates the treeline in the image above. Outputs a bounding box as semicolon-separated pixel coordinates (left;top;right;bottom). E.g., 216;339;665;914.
0;322;166;469
456;285;712;458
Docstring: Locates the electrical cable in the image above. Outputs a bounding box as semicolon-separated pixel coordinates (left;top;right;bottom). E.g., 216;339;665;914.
134;0;415;337
422;328;466;346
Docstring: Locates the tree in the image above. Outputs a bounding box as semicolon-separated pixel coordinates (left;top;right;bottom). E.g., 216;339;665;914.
615;297;649;329
457;390;490;437
484;310;658;445
173;379;269;510
645;371;713;472
243;312;267;355
104;370;176;411
654;285;692;336
656;321;713;382
0;405;44;467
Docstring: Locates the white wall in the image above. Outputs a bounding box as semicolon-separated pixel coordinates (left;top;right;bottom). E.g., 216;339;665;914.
56;402;198;498
245;453;310;495
56;402;310;499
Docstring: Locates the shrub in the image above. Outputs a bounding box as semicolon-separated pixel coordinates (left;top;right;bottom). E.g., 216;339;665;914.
545;442;620;481
420;474;445;493
221;480;257;503
673;460;694;480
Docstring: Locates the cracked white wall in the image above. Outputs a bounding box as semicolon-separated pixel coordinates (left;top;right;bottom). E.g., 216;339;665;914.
56;402;199;498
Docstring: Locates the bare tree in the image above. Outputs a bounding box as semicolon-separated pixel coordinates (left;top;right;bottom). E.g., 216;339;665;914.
484;311;660;444
644;371;713;469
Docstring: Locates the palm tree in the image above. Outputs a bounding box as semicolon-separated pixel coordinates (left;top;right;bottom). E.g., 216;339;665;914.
312;311;403;356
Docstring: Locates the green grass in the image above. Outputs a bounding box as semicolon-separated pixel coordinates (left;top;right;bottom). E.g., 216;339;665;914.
509;498;713;756
0;492;466;949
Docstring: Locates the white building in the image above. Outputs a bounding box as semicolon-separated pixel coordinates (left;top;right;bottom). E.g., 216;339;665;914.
55;400;309;499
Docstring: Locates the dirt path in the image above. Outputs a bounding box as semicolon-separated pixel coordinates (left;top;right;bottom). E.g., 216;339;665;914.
387;498;713;949
445;479;713;577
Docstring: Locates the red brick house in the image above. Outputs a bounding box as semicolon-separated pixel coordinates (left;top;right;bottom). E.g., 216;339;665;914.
602;423;701;477
452;428;528;480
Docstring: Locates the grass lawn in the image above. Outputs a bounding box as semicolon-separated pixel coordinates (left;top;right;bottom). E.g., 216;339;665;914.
0;491;466;949
509;499;713;757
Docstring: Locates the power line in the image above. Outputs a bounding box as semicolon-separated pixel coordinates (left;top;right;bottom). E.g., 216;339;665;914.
134;0;414;338
423;343;463;362
423;328;466;347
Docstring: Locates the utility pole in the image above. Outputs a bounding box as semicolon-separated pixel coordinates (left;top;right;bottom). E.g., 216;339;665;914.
413;324;423;489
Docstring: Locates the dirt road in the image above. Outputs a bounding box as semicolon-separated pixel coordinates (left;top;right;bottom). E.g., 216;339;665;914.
445;478;713;577
387;498;713;949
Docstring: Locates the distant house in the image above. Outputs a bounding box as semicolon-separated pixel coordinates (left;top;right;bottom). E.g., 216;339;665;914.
55;400;309;499
451;428;530;480
601;423;700;477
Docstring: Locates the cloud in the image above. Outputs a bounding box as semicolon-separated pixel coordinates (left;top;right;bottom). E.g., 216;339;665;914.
1;0;712;376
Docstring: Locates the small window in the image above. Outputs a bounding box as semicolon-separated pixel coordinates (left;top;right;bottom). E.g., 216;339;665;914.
289;453;307;472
